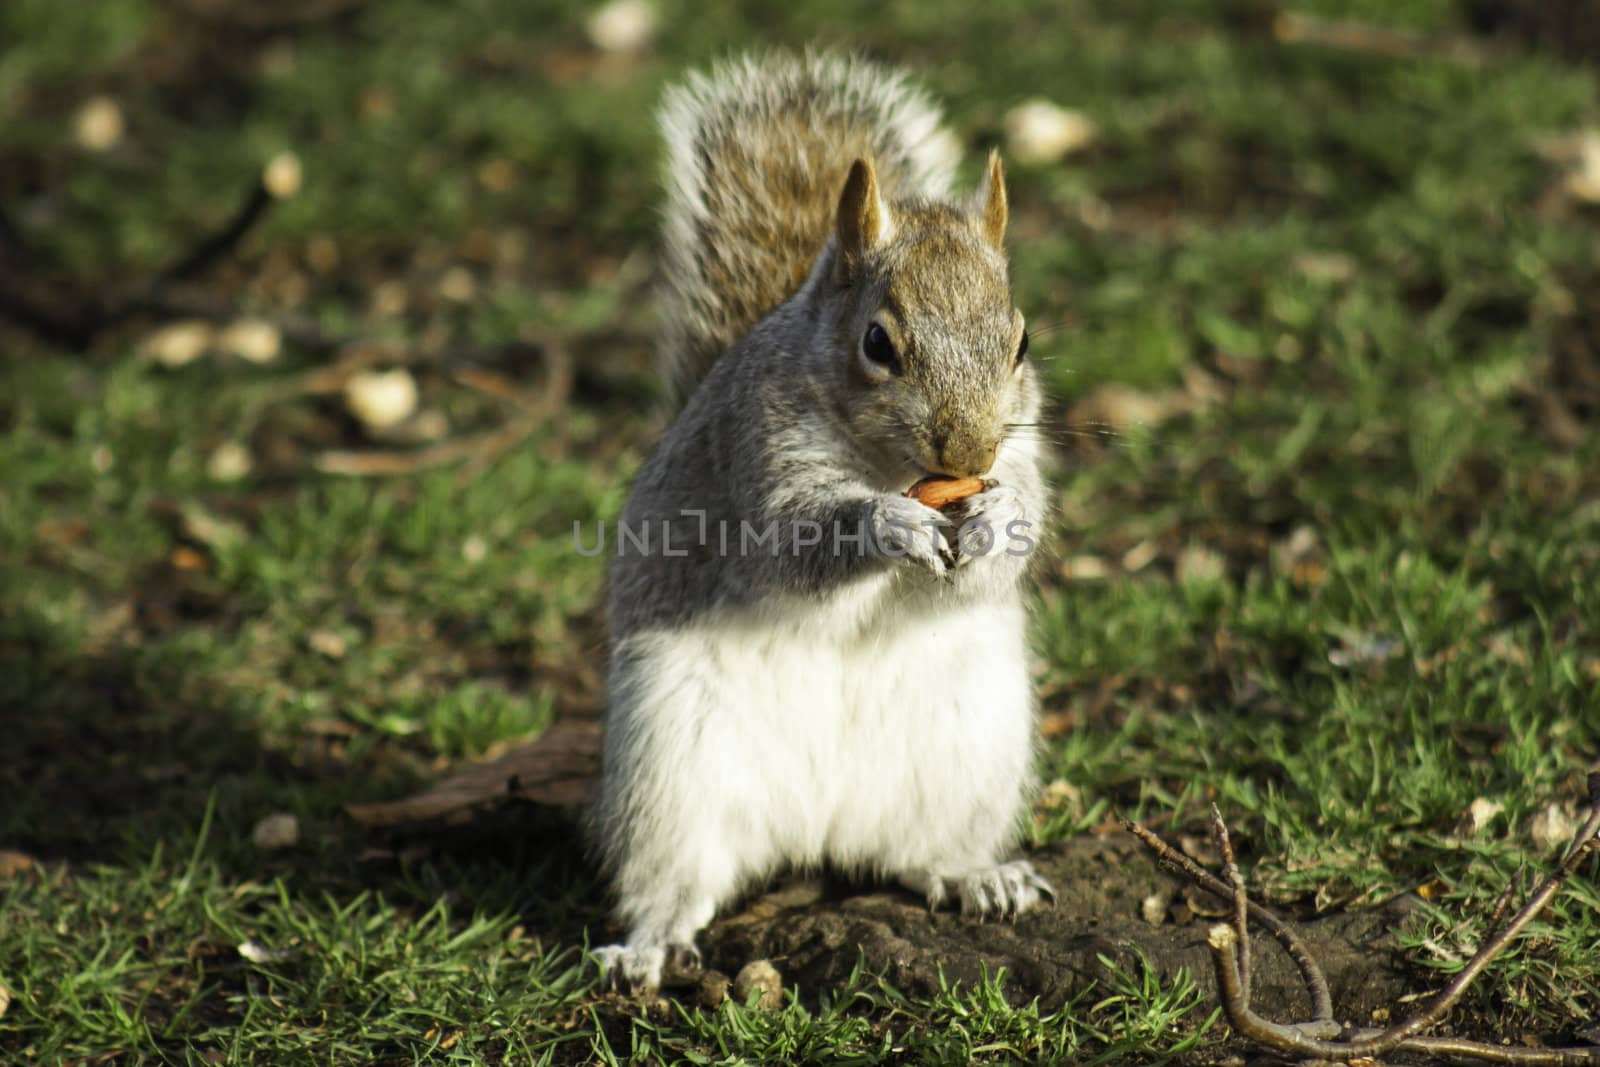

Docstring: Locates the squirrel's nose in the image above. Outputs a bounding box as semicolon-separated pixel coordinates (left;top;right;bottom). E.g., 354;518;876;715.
931;432;999;478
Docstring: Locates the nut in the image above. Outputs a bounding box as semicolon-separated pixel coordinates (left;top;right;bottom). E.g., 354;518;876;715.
731;959;782;1010
905;476;989;511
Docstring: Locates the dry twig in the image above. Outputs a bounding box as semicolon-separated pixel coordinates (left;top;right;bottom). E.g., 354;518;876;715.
1;165;288;350
1123;816;1335;1029
313;338;574;483
1274;12;1495;66
1127;775;1600;1065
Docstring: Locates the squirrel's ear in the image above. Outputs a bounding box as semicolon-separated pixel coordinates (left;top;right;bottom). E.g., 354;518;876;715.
837;159;892;265
974;149;1008;249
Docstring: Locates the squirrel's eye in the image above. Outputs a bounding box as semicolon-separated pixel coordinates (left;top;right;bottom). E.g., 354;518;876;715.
862;323;898;370
1015;329;1030;366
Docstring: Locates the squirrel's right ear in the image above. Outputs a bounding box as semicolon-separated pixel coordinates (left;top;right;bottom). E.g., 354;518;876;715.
836;159;893;270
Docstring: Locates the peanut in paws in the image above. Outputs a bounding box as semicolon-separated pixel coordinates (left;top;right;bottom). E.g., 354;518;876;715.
904;475;995;512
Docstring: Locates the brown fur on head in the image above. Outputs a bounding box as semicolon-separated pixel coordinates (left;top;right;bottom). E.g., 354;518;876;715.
830;152;1033;484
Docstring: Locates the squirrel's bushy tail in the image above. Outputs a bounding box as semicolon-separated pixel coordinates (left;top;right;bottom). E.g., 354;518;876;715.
656;50;958;407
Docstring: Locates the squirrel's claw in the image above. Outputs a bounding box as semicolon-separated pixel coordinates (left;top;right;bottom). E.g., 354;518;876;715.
903;860;1054;920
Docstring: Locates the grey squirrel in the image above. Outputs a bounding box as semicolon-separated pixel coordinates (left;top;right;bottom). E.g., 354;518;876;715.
588;51;1052;991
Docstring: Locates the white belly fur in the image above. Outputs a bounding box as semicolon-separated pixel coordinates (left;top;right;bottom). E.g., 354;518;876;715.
603;583;1035;911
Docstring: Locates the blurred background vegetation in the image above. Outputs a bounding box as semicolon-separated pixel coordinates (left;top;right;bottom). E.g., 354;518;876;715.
2;0;1599;1062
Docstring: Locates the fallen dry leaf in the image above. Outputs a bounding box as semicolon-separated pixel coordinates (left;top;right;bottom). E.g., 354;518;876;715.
307;630;347;659
1416;877;1449;901
0;850;37;879
1067;383;1191;434
237;939;293;964
252;813;300;850
1175;544;1225;584
169;546;209;572
1528;803;1576;852
1468;796;1505;833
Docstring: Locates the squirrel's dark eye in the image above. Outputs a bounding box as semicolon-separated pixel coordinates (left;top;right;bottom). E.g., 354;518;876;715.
862;323;898;370
1015;329;1030;366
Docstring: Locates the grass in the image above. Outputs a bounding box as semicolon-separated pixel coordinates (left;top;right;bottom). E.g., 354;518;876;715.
2;0;1599;1062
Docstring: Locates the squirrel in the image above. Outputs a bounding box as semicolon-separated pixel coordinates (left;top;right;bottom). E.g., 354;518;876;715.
588;50;1052;991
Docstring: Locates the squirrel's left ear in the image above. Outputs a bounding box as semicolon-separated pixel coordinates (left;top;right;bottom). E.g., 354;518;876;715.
837;158;893;264
973;149;1008;249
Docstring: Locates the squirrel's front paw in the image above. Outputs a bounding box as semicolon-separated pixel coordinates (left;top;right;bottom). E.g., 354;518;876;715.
869;496;951;575
950;486;1030;567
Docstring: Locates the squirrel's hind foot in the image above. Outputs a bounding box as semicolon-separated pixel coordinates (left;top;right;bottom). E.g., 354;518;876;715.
591;941;702;993
902;860;1055;920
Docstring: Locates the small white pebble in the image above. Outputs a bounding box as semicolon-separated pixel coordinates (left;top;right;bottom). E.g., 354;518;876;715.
1004;100;1095;165
1565;131;1600;203
343;369;418;432
141;321;214;368
732;959;782;1010
217;319;282;364
437;266;476;303
251;813;300;851
206;441;253;482
461;535;488;563
263;152;302;199
75;96;125;152
586;0;657;53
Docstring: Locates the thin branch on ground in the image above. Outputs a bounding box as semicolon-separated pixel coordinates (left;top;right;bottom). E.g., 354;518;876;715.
164;0;375;31
148;179;276;292
1127;774;1600;1065
8;173;591;483
1122;816;1335;1027
1273;11;1496;66
1210;804;1251;1008
313;339;574;483
0;165;288;350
